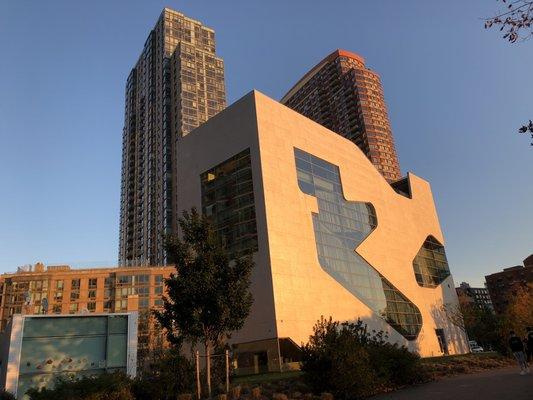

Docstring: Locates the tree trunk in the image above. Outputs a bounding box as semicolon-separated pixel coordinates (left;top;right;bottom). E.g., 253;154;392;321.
196;350;201;400
205;341;211;398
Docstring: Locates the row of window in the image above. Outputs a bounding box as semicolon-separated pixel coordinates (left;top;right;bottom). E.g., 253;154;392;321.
201;148;258;258
4;275;163;291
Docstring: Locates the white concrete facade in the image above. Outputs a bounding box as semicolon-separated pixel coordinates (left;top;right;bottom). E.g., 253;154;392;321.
177;90;469;362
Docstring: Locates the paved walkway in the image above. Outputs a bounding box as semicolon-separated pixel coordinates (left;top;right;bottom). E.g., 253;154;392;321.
372;367;533;400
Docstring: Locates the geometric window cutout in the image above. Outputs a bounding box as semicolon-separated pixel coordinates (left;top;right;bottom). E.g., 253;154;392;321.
412;236;451;288
201;148;258;259
295;148;422;340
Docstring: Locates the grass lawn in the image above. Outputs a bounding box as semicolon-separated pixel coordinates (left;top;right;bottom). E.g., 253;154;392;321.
423;351;501;363
232;352;513;386
233;370;303;385
421;352;514;378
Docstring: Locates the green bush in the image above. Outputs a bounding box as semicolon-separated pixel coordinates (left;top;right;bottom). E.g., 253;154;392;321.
0;390;16;400
25;349;194;400
26;371;135;400
301;317;427;399
134;348;194;400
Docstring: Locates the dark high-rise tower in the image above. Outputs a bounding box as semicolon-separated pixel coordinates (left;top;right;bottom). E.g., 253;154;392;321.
281;50;401;182
119;8;226;265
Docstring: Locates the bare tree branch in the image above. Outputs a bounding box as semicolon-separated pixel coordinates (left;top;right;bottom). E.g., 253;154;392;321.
484;0;533;42
518;120;533;145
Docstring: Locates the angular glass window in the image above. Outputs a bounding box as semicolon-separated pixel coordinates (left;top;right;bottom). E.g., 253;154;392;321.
294;148;422;340
412;236;451;288
201;148;258;258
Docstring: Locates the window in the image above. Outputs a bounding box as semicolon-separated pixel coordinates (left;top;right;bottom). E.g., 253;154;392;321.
154;286;163;295
52;304;61;314
89;278;98;289
118;275;132;285
115;300;128;311
56;280;64;289
54;291;63;301
88;290;96;299
121;287;135;298
155;275;163;285
139;298;149;308
69;303;78;314
412;236;451;288
87;302;96;312
154;299;163;307
201;148;258;258
71;279;80;289
294;148;422;340
70;291;79;301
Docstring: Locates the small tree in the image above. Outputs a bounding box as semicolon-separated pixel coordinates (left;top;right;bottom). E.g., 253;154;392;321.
504;283;533;335
154;208;254;397
456;295;503;351
440;302;466;334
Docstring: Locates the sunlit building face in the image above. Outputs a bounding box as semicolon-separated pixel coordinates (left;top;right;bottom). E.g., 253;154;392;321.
177;90;469;374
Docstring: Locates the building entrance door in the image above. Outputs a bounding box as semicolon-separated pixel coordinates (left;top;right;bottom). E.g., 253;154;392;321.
435;328;449;355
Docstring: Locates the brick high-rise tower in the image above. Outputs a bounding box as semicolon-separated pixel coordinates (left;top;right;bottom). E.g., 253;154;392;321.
281;50;401;182
119;8;226;265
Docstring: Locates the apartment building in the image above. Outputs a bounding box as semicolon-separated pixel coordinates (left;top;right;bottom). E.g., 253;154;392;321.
281;50;401;182
0;263;174;362
119;8;226;266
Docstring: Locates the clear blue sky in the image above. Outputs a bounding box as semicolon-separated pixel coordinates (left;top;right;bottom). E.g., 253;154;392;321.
0;1;531;286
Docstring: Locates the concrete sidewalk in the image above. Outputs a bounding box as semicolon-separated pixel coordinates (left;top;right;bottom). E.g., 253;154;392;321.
372;367;532;400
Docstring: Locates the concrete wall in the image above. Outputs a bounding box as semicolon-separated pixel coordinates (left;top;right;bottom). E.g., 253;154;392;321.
177;93;279;345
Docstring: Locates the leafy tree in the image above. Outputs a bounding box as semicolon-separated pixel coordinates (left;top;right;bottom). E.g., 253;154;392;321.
503;282;533;335
154;208;254;397
455;294;502;351
454;287;532;354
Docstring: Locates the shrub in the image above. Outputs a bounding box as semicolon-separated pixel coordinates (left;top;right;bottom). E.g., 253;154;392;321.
133;348;194;400
368;342;425;386
26;372;135;400
25;349;194;400
0;391;16;400
301;317;426;399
